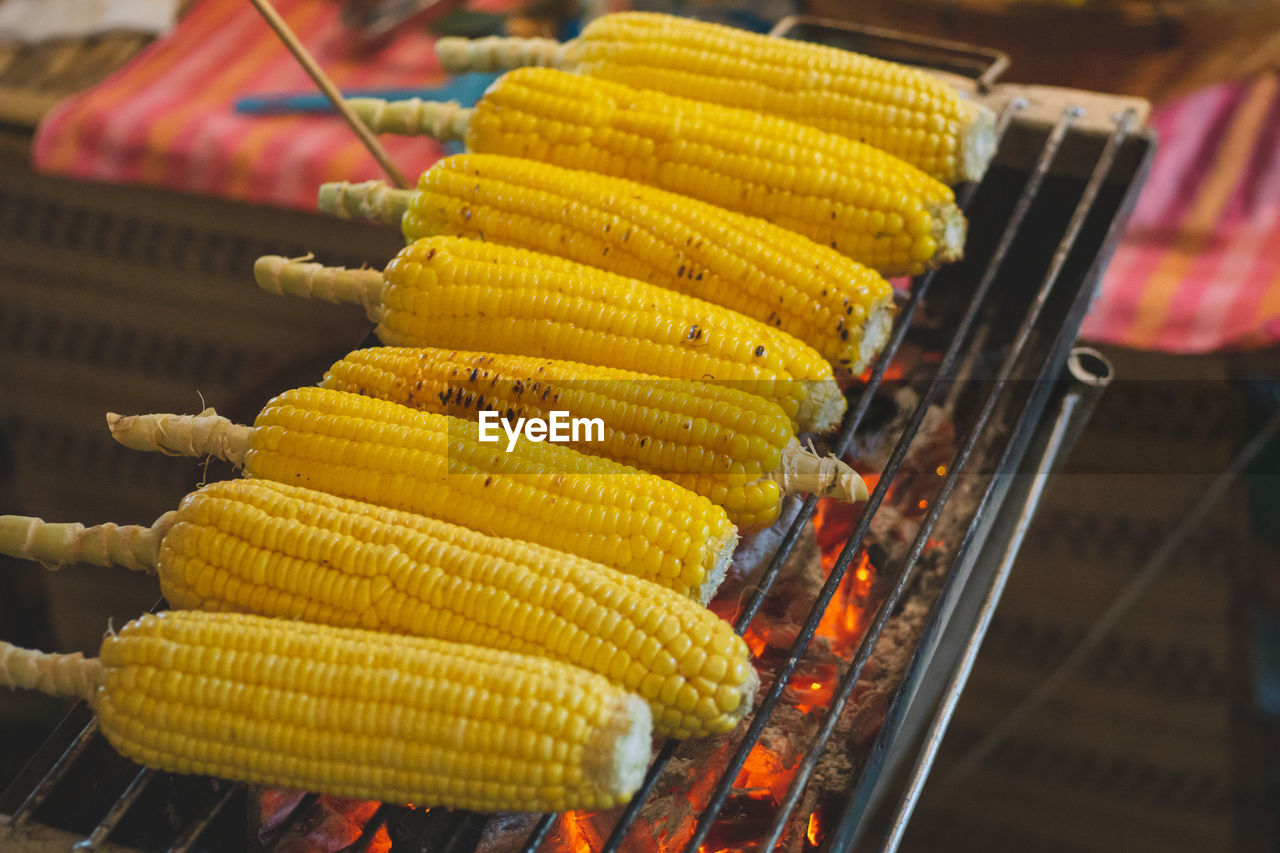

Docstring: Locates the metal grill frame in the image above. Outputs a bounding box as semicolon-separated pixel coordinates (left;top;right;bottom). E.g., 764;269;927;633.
0;19;1156;853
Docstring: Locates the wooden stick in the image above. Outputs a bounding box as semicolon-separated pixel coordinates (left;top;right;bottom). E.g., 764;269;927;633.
247;0;410;189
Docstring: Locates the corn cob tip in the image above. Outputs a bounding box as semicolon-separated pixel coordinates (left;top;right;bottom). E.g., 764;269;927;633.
798;381;847;436
960;103;999;184
698;525;739;606
587;692;652;798
929;203;968;267
845;304;896;379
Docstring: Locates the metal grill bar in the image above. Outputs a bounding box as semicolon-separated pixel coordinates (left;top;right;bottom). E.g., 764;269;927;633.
762;110;1137;852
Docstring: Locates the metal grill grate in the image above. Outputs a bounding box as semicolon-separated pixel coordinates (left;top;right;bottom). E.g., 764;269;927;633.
0;19;1156;853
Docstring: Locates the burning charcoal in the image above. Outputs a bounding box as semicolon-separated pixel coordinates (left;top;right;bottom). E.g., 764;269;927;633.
267;796;383;853
249;788;309;842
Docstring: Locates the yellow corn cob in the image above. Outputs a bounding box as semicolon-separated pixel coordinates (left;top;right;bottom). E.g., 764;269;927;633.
345;68;965;277
433;12;996;185
318;153;895;375
253;237;847;433
0;478;756;737
0;609;650;811
321;347;866;529
106;387;738;603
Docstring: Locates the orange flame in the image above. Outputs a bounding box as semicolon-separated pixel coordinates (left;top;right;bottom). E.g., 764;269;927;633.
807;811;821;846
563;812;593;853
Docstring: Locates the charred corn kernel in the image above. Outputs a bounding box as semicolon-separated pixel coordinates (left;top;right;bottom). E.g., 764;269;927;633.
91;610;650;810
253;237;847;433
435;13;996;185
107;388;738;603
320;153;894;374
81;479;748;737
347;68;965;276
321;347;866;529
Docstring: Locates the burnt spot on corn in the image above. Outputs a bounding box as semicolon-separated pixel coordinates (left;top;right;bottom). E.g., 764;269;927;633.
754;345;765;357
438;389;453;405
677;265;685;278
469;368;479;382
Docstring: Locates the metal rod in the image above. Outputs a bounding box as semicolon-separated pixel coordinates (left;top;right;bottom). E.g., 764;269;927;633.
166;783;238;853
247;0;410;188
7;719;99;833
753;104;1095;853
72;767;155;851
939;402;1280;792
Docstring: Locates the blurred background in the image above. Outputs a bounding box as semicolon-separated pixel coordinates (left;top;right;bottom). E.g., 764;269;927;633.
0;0;1277;850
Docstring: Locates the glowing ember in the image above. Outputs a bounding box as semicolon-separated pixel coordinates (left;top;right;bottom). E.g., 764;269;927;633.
807;811;821;846
936;465;947;476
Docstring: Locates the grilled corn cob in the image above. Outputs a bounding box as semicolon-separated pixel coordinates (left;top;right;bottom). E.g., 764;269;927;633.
319;153;895;374
0;609;650;811
106;387;738;603
0;478;755;737
346;68;965;276
321;347;866;529
433;12;996;185
253;237;846;433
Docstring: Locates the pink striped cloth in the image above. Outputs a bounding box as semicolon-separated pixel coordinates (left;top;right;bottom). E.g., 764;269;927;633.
1082;72;1280;351
32;0;453;209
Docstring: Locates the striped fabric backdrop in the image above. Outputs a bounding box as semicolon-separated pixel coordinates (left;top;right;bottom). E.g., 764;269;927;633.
32;0;452;209
1082;72;1280;351
29;1;1280;351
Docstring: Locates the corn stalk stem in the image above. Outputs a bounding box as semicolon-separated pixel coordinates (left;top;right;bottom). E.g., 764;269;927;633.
0;513;174;572
317;180;412;225
434;35;567;73
254;256;384;322
0;642;100;701
106;409;251;466
770;438;868;502
347;98;473;140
